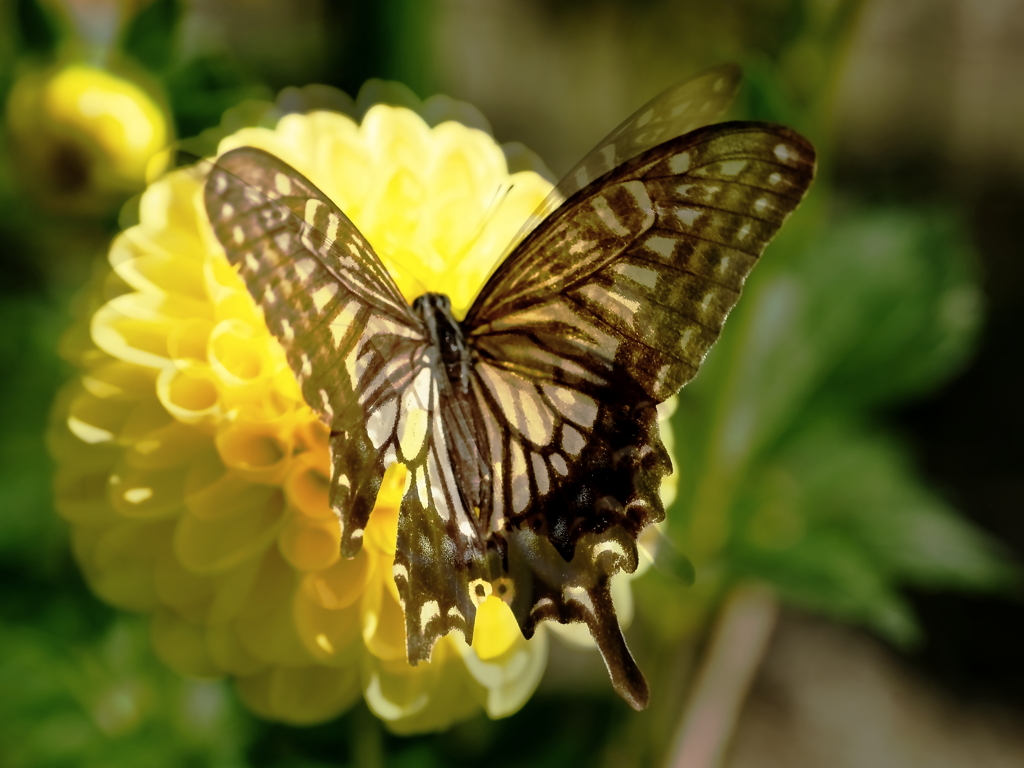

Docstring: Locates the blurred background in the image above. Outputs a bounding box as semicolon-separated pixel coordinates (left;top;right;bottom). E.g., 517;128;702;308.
1;0;1023;766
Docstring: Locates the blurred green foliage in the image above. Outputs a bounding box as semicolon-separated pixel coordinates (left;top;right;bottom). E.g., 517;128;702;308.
661;207;1013;646
0;0;1018;766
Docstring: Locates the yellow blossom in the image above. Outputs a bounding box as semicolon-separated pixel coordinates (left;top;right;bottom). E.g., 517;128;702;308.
6;61;171;213
50;90;677;732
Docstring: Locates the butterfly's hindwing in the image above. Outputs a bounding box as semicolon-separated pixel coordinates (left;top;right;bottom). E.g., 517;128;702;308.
503;64;742;260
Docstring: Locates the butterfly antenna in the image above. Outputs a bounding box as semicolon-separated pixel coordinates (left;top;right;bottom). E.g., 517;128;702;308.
448;180;516;266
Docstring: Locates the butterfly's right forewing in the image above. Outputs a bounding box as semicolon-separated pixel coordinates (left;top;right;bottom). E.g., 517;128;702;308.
498;64;743;262
464;121;816;709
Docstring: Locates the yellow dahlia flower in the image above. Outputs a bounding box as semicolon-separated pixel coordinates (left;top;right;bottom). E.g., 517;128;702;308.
50;93;675;732
6;61;172;213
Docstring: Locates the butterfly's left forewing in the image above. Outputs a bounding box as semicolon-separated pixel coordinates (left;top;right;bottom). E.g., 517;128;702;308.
205;148;489;663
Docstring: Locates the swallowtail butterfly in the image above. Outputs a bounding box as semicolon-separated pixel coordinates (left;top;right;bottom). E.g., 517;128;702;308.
203;66;815;709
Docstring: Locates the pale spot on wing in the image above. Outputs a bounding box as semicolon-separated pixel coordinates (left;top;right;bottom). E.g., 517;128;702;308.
477;364;517;421
280;318;294;342
427;450;451;522
736;223;752;241
303;199;323;224
415;466;428;507
510;440;529;514
774;143;795;162
579;283;640;324
299;352;312;379
213;173;228;194
700;293;715;314
678;328;694;351
329;300;360;347
398;368;432;460
232;226;244;244
613;262;659;289
550;454;568;476
563;584;596;614
532;597;555;616
262;285;276;306
294;257;316;281
220;202;234;220
312;281;339;312
420;600;440;628
590;194;629;237
531;452;550;495
448;606;464;621
593;539;628;560
574;167;589;189
669;101;691;117
325;214;340;245
366;398;397;449
669;152;691;173
516;387;554;446
644;235;676;259
275;232;292;253
654;364;672;391
274;172;292;196
317;391;333;421
768;172;782;185
244;253;260;273
636;109;654;127
542;384;598;428
569;239;592;256
676;208;702;227
393;563;408;581
754;197;770;213
562;425;585;456
719;159;747;177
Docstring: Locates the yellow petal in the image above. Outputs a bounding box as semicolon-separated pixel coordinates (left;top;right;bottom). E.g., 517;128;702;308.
471;595;521;661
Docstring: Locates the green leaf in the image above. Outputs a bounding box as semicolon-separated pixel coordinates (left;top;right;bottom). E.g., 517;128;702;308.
0;617;251;768
793;208;982;410
0;292;69;571
13;0;59;57
731;417;1016;644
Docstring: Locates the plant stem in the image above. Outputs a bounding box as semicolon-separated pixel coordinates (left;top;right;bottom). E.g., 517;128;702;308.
667;583;778;768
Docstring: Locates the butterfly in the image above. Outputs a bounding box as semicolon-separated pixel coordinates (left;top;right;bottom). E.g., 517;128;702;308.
202;65;815;710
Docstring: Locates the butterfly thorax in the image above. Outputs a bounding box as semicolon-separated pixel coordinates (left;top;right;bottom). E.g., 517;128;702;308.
412;293;471;393
412;292;493;531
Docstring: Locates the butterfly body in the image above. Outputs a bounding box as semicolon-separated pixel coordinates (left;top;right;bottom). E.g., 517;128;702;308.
204;68;815;709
